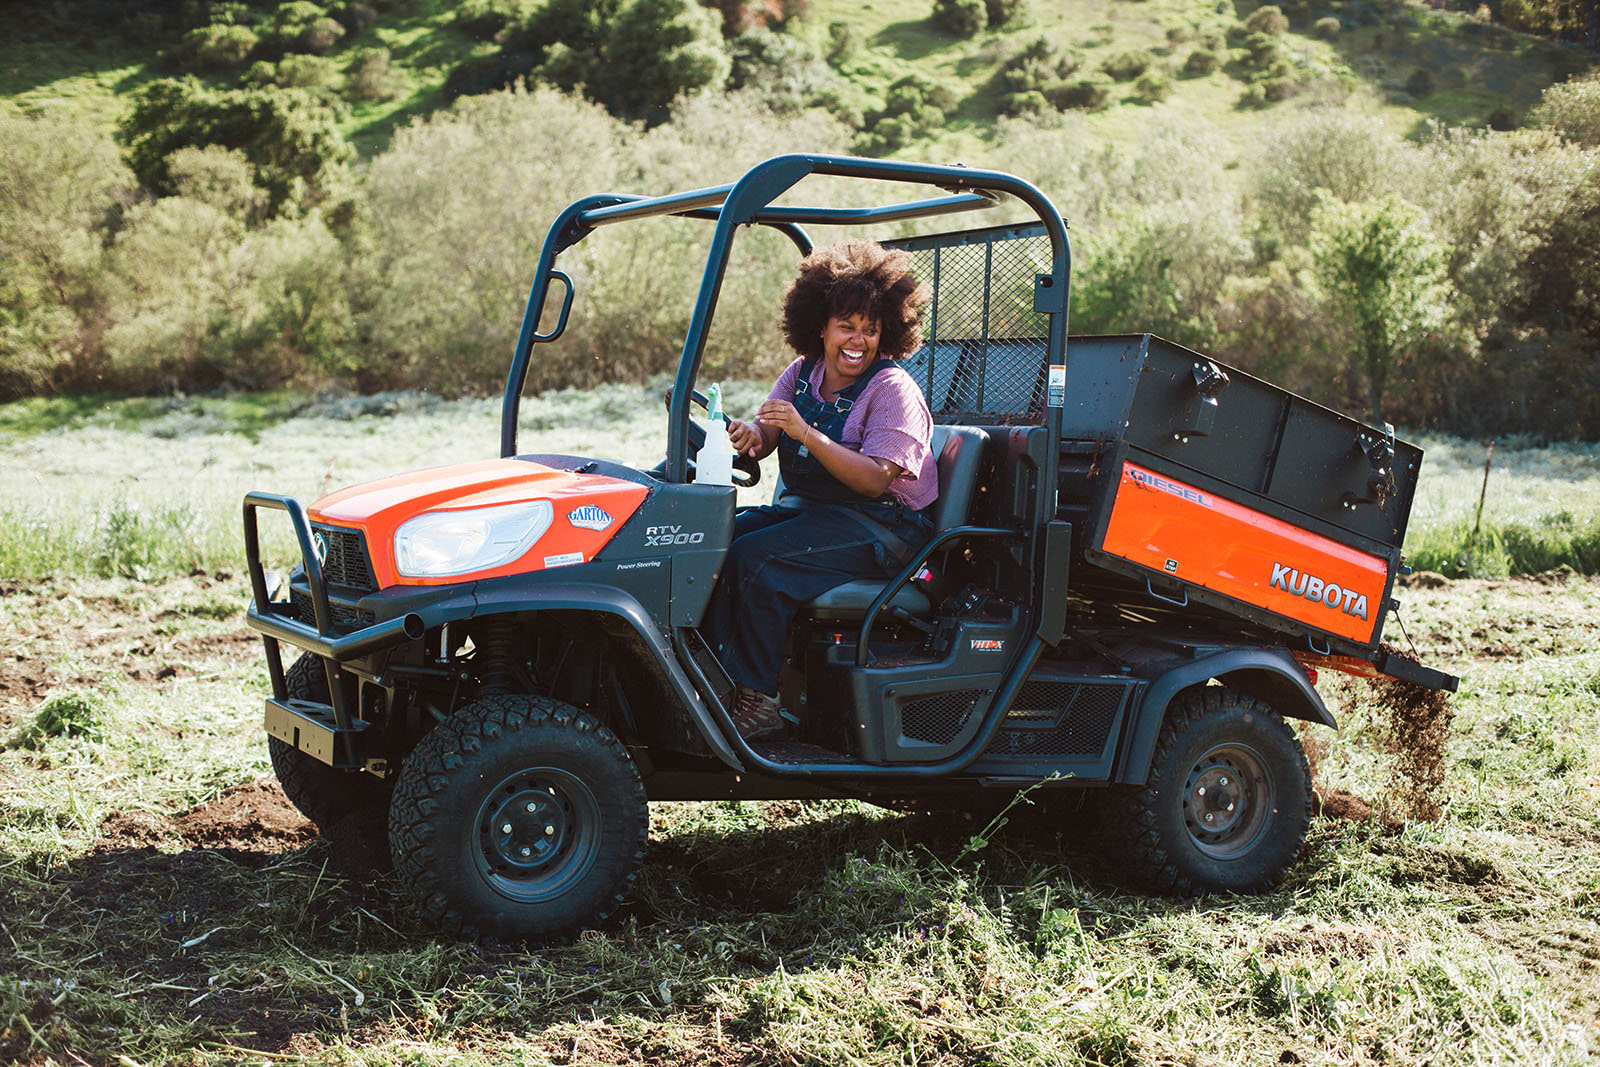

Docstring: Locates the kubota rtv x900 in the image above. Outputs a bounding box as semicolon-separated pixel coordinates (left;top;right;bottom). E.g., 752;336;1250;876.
244;155;1458;940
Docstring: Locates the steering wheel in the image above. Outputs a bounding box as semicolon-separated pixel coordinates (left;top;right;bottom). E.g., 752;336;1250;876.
656;387;761;488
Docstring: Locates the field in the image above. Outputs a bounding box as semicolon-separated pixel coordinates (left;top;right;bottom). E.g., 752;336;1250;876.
3;396;1600;1065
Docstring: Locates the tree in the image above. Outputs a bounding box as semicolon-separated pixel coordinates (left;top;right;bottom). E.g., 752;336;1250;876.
1309;195;1452;422
599;0;730;122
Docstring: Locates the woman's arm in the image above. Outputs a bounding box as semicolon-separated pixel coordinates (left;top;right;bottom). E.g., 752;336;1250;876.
756;399;903;497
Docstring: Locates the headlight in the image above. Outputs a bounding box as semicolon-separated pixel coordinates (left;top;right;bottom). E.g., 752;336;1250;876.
394;500;554;578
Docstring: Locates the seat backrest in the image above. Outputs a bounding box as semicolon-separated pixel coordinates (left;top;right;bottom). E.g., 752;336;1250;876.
770;424;988;531
926;424;988;535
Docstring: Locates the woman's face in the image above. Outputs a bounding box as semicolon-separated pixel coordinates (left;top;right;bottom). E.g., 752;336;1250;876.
820;312;882;383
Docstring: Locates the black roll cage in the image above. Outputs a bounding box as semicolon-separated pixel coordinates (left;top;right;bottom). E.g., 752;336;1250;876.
497;154;1073;475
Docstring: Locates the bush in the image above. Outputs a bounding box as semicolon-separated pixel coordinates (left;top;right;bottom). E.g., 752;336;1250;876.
1244;4;1289;34
727;30;833;114
1314;15;1341;38
1405;68;1434;97
932;0;988;37
1046;76;1112;110
1001;89;1051;115
1532;74;1600;147
262;2;346;57
333;1;379;32
344;46;395;101
1133;69;1173;102
1181;49;1219;76
1102;50;1151;81
274;53;343;91
120;78;353;215
856;74;957;154
1001;36;1077;93
0;112;130;399
984;0;1030;27
177;25;259;71
826;20;855;63
1242;32;1281;69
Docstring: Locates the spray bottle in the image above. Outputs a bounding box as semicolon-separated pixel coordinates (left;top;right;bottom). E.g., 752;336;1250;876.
699;383;735;486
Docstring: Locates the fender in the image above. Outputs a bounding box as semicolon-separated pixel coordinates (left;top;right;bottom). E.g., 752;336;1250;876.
275;576;746;774
1113;647;1335;786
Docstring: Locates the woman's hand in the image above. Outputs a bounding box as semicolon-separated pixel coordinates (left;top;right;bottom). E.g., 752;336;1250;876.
727;417;767;457
756;400;809;444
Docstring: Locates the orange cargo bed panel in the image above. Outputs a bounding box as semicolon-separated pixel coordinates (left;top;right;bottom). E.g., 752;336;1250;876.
1098;462;1388;646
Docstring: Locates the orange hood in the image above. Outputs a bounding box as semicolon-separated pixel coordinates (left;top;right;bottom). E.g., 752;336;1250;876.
309;458;650;586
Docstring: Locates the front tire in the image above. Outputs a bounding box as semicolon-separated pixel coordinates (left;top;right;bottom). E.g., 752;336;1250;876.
1110;686;1311;895
388;694;648;941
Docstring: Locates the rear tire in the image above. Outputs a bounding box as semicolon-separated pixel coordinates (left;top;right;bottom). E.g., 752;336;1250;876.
268;654;393;833
1109;686;1311;895
388;694;648;941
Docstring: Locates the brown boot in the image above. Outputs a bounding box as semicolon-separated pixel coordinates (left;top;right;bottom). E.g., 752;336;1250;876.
730;686;785;740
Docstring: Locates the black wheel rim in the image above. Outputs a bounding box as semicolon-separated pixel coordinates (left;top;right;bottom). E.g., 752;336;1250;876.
474;767;601;904
1181;742;1272;860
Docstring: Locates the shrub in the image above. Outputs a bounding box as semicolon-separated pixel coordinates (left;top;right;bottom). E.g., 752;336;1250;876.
1242;32;1281;68
1250;109;1419;244
120;78;353;215
856;74;957;154
984;0;1029;27
333;1;379;32
826;20;855;63
1133;69;1173;102
1532;74;1600;147
932;0;987;37
177;24;259;71
1001;36;1077;93
262;2;346;57
728;30;833;115
1405;67;1434;97
1102;50;1150;81
1181;49;1219;76
344;46;395;101
0;112;130;399
1314;15;1341;38
1001;89;1051;115
274;53;343;91
1046;75;1112;110
1245;4;1289;34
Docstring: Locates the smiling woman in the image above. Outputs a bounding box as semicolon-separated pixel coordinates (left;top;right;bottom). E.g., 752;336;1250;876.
703;239;936;741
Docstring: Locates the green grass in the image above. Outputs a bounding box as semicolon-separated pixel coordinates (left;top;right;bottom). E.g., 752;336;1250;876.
2;390;1600;1063
1;566;1598;1064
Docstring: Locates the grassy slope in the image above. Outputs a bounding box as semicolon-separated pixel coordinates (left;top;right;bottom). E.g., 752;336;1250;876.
2;0;1591;161
1;400;1598;1063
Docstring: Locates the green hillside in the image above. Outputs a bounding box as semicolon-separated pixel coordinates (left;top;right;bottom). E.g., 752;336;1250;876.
4;0;1600;440
3;0;1590;157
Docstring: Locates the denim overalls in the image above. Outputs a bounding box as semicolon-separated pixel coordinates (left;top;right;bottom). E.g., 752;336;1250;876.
701;357;933;696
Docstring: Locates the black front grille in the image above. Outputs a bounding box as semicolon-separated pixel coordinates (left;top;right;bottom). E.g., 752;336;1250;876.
290;589;375;630
984;681;1126;758
901;689;984;744
312;524;377;591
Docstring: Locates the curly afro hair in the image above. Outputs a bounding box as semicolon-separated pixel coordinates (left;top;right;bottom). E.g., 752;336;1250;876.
781;240;931;362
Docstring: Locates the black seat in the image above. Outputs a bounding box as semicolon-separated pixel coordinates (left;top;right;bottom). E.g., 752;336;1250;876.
781;424;989;621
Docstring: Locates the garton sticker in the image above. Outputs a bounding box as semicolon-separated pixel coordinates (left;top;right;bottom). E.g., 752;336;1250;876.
567;505;613;531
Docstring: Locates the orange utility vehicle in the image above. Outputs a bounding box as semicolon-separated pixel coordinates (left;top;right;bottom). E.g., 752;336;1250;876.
244;156;1458;940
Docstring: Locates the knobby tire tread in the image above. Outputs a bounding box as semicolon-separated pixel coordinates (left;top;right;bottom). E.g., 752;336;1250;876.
1107;686;1311;896
388;693;648;942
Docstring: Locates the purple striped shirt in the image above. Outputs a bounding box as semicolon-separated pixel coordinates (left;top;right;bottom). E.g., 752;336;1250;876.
768;357;938;511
